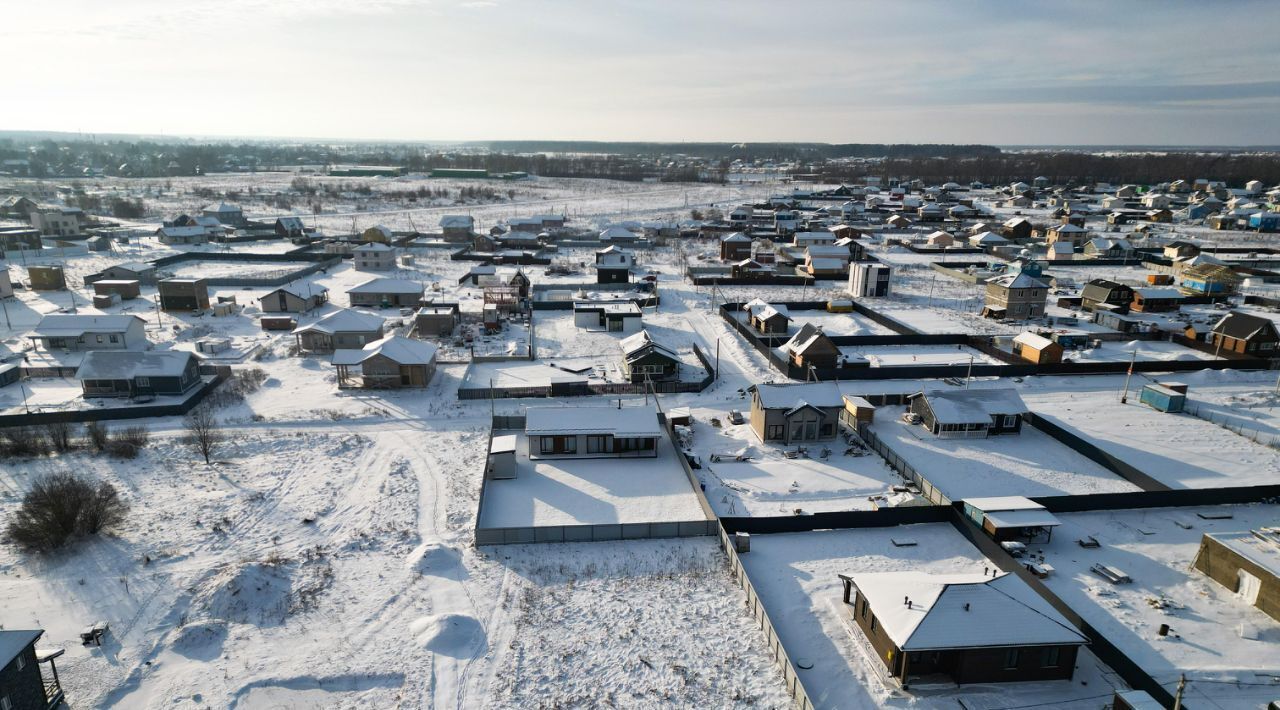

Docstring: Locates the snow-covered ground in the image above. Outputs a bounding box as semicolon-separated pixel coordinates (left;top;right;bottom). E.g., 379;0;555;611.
681;407;912;516
1037;505;1280;708
1065;339;1217;363
840;343;1003;367
780;309;899;337
739;525;1128;709
869;410;1140;500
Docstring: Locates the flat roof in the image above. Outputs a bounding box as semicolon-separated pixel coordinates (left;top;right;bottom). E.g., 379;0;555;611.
1207;529;1280;578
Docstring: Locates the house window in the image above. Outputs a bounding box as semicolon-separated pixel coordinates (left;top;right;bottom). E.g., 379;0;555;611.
1041;647;1061;668
562;437;577;454
136;377;150;388
820;423;833;436
1003;649;1020;669
96;335;104;343
869;615;877;633
14;653;23;671
586;435;607;454
860;599;868;619
109;334;119;344
2;694;11;710
540;436;556;454
766;425;784;440
1002;415;1017;429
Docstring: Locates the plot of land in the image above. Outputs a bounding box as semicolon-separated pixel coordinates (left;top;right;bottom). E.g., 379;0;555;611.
739;525;1124;709
164;259;318;280
780;310;899;337
1038;506;1280;708
1066;339;1217;363
478;432;708;528
682;409;911;516
839;344;1003;367
869;412;1139;500
1025;389;1280;488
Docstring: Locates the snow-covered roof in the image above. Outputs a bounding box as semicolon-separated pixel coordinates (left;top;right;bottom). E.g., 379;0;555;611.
353;242;394;253
915;388;1027;425
525;405;662;438
752;382;843;410
721;232;751;243
983;508;1062;530
293;308;385;335
782;323;833;355
573;301;641;315
986;271;1048;289
332;334;437;366
34;314;143;337
1053;223;1086;233
1134;288;1183;300
970;231;1008;244
110;261;155;273
157;226;208;238
440;215;474;228
963;496;1043;511
599;225;637;240
1206;529;1280;578
619;329;677;361
76;350;193;380
1013;331;1056;350
347;278;424;295
203;202;240;213
806;245;850;258
0;630;42;667
266;282;328;300
847;571;1087;652
808;257;844;271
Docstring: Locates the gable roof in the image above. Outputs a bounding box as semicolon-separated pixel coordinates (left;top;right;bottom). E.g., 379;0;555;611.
1213;311;1277;340
525;405;662;438
846;571;1087;652
440;215;474;229
34;314;144;337
619;329;678;362
347;278;424;295
914;388;1027;424
332;334;437;366
264;282;328;300
292;308;385;335
721;231;751;243
1013;331;1056;350
986;271;1048;289
76;350;194;380
751;382;844;410
783;323;835;355
0;630;42;668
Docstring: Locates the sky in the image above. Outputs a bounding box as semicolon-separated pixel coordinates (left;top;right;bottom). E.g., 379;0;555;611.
4;0;1280;146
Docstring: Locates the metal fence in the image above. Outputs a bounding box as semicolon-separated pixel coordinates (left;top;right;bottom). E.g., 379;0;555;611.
0;371;229;427
1183;401;1280;449
458;344;715;400
857;423;952;506
1024;412;1171;492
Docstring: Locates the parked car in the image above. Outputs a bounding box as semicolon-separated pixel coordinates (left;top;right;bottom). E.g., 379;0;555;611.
727;410;745;425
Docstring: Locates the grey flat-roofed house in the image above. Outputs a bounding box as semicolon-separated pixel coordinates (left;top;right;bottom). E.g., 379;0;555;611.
76;350;200;398
524;405;662;459
415;303;461;337
748;382;844;444
908;388;1027;438
31;314;148;352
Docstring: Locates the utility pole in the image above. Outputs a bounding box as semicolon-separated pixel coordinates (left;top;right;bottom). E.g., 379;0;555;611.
715;337;720;381
965;355;974;388
1172;674;1186;710
1120;348;1137;403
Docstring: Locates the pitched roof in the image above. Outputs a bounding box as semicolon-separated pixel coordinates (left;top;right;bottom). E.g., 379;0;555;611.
76;350;194;380
353;242;394;253
440;215;474;228
619;329;678;362
0;630;42;668
34;314;144;337
264;282;328;300
332;334;437;366
846;571;1088;652
1013;331;1056;350
914;388;1027;424
525;405;662;437
751;382;843;410
783;323;834;355
986;271;1048;289
347;278;424;295
721;231;751;243
1213;311;1276;340
292;308;385;335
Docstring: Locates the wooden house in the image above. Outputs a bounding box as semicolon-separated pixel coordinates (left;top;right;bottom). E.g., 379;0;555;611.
619;330;681;383
157;278;211;312
524;405;661;459
1210;311;1279;355
1011;331;1063;364
838;571;1087;687
27;265;66;291
748;382;844;444
0;629;65;710
76;350;201;398
1192;528;1280;622
839;394;876;429
1080;279;1134;313
92;279;141;301
258;282;329;313
275;216;306;238
720;232;752;261
292;309;386;353
1001;217;1033;241
1130;288;1183;313
332;335;437;389
781;323;841;370
744;300;791;334
907;388;1027;438
440;215;476;241
925;230;954;247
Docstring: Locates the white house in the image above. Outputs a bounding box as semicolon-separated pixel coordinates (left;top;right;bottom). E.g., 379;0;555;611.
31;314;149;352
573;301;642;333
353;242;397;271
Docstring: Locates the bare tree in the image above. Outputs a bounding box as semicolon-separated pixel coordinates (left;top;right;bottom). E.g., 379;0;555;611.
184;407;223;465
6;471;128;553
42;421;74;453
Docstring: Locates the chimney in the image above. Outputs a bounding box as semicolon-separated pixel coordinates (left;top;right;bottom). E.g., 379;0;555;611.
964;603;970;612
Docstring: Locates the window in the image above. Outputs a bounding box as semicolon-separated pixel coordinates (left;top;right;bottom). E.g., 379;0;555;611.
562;437;577;454
586;435;607;454
540;436;556;454
1003;649;1020;669
860;599;868;619
869;615;877;633
1041;647;1061;668
820;423;834;436
1002;415;1018;429
14;652;23;671
766;425;784;440
96;334;104;343
109;334;119;344
136;377;150;388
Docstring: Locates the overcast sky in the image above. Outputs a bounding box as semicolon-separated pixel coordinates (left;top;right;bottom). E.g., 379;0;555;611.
4;0;1279;145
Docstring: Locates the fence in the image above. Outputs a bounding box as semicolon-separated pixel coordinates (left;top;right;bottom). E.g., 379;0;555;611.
1183;401;1280;449
1024;412;1170;492
116;251;345;288
457;343;716;400
857;423;952;506
0;371;229;427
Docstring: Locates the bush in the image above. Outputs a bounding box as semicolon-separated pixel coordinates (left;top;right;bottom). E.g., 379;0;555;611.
6;472;129;553
107;426;150;459
85;421;109;452
0;426;48;457
42;421;74;453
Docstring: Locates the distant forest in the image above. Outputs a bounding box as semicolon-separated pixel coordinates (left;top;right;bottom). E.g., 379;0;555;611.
0;135;1276;187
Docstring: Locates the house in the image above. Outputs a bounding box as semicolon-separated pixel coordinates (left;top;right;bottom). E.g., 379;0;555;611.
31;314;148;352
731;258;774;279
744;300;791;334
781;323;841;370
258;282;329;313
727;204;753;227
360;225;394;243
275;216;306;238
805;245;851;278
848;263;892;297
93;261;156;284
1180;262;1242;296
201;202;244;226
157;278;211;312
969;231;1009;248
1145;208;1173;223
414;303;460;336
925;230;954;247
1210;311;1280;355
156;225;210;245
292;309;386;353
1101;195;1128;210
353;242;397;271
1192;528;1280;622
1080;279;1134;312
917;203;945;221
76;350;201;398
599;225;639;243
1092;310;1144;334
27;265;66;291
92;279;141;301
347;278;424;308
0;195;38;217
1045;223;1088;247
748;382;844;444
619;330;681;383
1002;217;1033;241
886;214;912;229
595;245;633;284
524;404;662;459
1249;212;1280;232
1011;331;1063;364
1046;242;1074;261
907;388;1028;438
839;570;1087;687
963;496;1062;544
498;230;541;250
1130;288;1184;313
332;335;437;389
983;270;1048;320
720;232;752;261
839;394;876;429
0;629;65;710
573;301;642;333
29;207;82;237
794;231;836;248
0;227;42;251
1083;238;1134;258
1163;241;1200;260
774;209;800;234
1141;193;1172;209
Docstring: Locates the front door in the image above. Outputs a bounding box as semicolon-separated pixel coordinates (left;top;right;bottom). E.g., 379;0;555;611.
1238;569;1262;605
278;293;288;311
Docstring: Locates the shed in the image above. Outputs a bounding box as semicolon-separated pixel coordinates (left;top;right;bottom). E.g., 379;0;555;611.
839;394;876;429
486;435;518;480
157;278;211;312
1192;528;1280;622
963;496;1061;543
1011;331;1063;364
92;279;140;300
1139;383;1186;413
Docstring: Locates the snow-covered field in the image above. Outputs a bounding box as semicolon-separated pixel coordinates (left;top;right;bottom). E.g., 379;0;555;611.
1066;339;1217;363
739;525;1127;709
781;309;899;337
870;410;1140;499
1038;505;1280;707
840;343;1003;367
